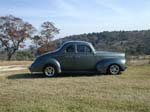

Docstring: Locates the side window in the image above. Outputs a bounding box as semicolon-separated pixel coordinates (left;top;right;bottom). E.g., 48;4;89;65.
77;45;84;52
66;45;75;53
85;46;91;52
77;45;91;53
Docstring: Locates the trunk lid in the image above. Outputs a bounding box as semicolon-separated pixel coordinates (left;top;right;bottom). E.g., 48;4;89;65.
96;51;125;57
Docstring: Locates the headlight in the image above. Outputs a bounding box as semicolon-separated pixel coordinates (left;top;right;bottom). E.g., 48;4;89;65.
121;59;126;64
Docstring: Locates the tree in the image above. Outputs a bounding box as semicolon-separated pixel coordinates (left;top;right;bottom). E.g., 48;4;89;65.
32;35;41;49
40;21;59;51
0;15;36;60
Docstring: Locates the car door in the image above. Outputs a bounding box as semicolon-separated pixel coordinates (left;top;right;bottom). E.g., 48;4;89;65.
58;44;76;71
75;44;95;70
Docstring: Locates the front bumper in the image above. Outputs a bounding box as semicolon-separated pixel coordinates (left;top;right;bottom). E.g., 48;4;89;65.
121;65;127;71
28;66;32;72
28;65;36;73
28;65;40;72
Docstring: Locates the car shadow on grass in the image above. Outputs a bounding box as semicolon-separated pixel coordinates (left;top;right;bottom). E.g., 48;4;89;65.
7;73;44;79
7;72;108;79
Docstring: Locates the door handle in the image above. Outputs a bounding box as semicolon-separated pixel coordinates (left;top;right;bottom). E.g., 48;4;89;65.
75;56;80;58
65;56;73;58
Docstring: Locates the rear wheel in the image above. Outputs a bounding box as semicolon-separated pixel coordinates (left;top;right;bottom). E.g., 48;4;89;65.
43;65;57;77
108;64;120;75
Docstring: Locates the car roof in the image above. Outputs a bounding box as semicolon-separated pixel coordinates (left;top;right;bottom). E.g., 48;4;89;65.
63;41;91;45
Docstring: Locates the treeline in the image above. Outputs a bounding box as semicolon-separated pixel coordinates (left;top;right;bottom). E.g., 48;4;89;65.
1;30;150;61
56;30;150;55
0;50;34;61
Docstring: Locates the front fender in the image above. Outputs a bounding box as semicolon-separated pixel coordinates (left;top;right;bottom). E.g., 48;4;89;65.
96;58;126;73
29;55;62;73
42;58;61;73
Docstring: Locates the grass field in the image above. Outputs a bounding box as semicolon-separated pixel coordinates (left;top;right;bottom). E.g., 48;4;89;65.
0;62;150;112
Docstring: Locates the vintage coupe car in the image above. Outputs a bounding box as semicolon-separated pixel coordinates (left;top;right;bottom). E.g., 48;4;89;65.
29;41;127;77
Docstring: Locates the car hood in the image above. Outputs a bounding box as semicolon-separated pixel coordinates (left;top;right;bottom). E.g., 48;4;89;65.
96;51;125;57
35;49;60;61
40;49;60;57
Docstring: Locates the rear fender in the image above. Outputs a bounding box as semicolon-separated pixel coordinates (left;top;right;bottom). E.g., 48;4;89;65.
96;58;125;73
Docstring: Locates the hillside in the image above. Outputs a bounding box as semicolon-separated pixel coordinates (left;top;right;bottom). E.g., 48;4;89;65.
56;30;150;55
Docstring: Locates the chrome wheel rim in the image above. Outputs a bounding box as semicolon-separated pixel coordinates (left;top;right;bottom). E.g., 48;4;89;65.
44;66;55;77
109;65;120;75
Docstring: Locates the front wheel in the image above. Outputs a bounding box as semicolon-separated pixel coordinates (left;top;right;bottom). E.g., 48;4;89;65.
43;65;57;77
108;64;120;75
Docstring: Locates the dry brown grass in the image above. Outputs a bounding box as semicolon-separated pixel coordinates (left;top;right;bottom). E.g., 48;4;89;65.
0;61;32;66
0;64;150;112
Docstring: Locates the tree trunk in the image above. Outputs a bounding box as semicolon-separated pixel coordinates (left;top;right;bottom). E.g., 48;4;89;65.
7;49;16;61
7;54;12;61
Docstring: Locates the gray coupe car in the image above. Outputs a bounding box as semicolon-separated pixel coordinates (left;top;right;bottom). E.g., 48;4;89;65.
29;41;127;77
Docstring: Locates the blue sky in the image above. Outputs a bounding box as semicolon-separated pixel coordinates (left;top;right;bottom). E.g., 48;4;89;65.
0;0;150;38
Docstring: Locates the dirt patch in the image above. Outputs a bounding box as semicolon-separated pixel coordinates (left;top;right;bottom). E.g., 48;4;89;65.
0;61;32;66
0;65;27;72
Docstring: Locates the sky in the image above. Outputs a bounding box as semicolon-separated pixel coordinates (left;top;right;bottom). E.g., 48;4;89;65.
0;0;150;38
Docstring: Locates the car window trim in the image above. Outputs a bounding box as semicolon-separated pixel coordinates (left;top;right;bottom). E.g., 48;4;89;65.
65;44;76;53
77;44;92;53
